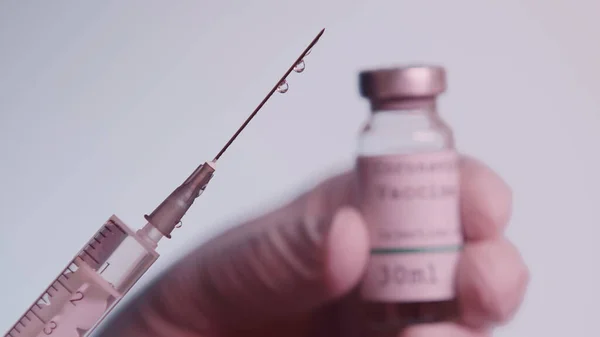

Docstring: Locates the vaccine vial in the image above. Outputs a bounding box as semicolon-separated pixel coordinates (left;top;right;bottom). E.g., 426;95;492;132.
356;65;462;335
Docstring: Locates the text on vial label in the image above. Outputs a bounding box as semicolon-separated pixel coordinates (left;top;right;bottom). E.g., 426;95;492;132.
357;150;463;302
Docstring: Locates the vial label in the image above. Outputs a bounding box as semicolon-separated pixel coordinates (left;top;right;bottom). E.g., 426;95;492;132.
357;150;462;302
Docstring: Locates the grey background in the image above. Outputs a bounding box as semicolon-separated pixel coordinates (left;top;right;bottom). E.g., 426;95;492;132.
1;0;598;336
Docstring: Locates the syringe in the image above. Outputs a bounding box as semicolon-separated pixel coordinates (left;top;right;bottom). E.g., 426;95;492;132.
3;28;325;337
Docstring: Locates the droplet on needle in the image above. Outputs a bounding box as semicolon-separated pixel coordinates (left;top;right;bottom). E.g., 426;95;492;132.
293;60;305;73
213;28;325;161
277;79;289;93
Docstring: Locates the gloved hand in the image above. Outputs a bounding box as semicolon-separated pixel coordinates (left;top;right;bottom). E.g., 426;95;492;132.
98;155;529;337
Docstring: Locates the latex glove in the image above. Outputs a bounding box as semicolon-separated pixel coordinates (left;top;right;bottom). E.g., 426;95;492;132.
96;155;529;337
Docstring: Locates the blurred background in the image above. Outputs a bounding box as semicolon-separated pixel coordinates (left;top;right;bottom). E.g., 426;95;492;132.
0;0;598;336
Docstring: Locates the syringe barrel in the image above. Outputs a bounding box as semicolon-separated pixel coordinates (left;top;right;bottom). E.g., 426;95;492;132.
144;161;216;238
3;216;159;337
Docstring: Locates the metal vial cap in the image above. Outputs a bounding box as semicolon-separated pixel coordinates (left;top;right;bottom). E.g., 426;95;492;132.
359;65;446;100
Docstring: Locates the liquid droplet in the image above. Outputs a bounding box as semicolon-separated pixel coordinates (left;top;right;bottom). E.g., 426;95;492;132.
293;60;305;73
277;80;289;93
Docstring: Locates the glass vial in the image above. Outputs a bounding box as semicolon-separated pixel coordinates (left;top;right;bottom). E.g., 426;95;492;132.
355;65;462;335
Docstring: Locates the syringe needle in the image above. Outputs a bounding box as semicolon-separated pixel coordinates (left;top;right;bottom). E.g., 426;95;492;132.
213;28;326;162
142;28;326;240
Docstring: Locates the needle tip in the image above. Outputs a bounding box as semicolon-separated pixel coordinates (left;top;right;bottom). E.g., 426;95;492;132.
313;28;325;44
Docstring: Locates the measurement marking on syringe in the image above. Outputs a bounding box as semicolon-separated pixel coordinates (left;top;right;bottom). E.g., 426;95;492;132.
56;278;72;293
39;291;51;304
83;249;100;264
57;282;72;296
106;221;124;233
99;262;110;274
28;311;44;324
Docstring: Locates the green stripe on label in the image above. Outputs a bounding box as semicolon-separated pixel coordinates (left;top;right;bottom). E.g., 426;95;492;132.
371;244;463;254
